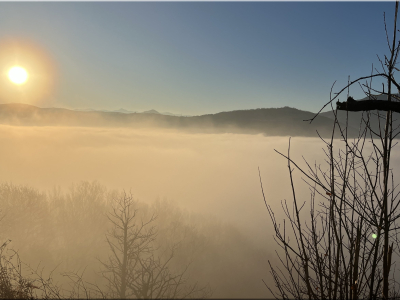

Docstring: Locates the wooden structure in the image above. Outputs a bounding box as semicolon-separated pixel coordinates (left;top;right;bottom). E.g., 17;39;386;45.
336;96;400;113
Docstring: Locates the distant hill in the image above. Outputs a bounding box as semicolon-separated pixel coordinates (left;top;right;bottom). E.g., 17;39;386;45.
142;109;160;114
113;108;136;114
73;108;184;116
0;103;359;138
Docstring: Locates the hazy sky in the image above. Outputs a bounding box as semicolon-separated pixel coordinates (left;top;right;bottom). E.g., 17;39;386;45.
0;2;396;115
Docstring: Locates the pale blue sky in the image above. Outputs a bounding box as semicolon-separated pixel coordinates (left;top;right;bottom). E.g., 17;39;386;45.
0;2;397;115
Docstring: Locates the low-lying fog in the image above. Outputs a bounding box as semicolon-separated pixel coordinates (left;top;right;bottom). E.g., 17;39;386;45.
0;125;356;298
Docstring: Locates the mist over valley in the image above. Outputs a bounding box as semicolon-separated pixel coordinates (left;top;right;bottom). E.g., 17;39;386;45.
0;1;398;298
0;121;335;298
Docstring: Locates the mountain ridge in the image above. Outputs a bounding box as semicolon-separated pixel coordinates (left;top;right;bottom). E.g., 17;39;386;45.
0;102;365;138
73;107;185;116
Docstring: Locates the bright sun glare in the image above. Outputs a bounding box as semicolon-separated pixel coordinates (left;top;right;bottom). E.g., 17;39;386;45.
8;66;28;85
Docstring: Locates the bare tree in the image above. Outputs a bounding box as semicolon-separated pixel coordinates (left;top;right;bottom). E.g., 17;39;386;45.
262;2;400;299
100;192;211;299
99;192;156;299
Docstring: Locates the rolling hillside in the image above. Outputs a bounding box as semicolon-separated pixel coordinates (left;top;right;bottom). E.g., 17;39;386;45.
0;103;360;138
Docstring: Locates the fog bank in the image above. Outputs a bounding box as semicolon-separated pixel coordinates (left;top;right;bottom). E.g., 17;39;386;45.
0;125;355;298
0;126;331;242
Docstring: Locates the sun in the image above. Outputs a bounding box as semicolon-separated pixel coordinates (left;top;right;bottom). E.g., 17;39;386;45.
8;66;28;85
